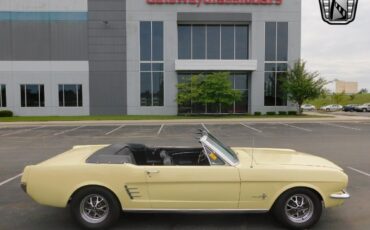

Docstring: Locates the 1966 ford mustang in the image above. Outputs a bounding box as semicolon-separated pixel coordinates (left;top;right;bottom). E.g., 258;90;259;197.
21;131;350;229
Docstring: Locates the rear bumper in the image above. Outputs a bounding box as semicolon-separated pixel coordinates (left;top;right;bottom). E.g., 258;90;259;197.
330;190;350;199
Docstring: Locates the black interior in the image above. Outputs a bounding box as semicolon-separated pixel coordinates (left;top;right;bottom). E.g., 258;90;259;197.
86;143;209;166
129;144;209;166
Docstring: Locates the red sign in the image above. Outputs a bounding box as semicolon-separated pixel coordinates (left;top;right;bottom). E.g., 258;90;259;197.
147;0;283;7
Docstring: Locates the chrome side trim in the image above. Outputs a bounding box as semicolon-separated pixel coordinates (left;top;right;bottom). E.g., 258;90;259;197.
121;208;269;213
330;190;350;199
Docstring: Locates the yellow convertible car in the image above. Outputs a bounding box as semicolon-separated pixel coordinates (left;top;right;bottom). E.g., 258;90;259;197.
21;131;349;229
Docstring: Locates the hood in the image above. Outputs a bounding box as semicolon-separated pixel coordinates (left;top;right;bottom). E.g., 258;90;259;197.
232;147;342;170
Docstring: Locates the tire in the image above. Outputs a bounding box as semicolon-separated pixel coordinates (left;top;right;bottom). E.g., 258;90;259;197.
70;186;121;229
272;188;322;230
326;108;330;112
363;109;367;112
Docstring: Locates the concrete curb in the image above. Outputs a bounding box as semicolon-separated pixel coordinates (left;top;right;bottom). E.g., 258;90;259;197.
0;115;369;127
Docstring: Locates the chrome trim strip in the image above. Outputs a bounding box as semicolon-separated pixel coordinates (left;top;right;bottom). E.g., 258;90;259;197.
330;190;350;199
122;208;269;213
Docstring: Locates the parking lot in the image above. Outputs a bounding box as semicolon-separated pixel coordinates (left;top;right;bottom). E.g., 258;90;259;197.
0;121;369;230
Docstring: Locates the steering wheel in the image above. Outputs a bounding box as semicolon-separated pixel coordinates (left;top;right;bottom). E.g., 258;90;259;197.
197;150;208;165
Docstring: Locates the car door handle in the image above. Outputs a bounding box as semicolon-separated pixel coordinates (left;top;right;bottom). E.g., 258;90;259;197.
145;169;160;175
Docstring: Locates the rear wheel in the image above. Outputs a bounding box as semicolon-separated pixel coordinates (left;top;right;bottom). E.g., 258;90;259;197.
272;188;322;229
363;108;367;112
70;187;121;229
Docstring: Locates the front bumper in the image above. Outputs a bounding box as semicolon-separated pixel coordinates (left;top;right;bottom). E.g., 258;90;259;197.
330;190;350;199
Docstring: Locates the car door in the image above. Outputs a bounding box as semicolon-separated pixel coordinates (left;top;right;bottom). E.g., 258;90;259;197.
145;165;240;209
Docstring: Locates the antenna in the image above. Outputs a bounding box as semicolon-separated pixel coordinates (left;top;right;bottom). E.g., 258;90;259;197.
250;136;254;169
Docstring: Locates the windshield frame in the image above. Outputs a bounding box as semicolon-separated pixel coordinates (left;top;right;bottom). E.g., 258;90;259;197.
200;132;239;166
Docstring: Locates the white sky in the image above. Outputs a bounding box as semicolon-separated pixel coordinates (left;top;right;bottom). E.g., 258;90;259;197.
302;0;370;91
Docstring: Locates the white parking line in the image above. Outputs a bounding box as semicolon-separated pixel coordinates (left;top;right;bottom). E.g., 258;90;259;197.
157;124;165;135
201;123;210;133
105;125;125;135
240;123;263;133
0;173;23;187
0;126;45;137
348;167;370;177
53;126;85;136
323;123;361;131
280;123;312;132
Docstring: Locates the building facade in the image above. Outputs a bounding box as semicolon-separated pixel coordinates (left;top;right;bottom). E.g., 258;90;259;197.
335;80;358;94
0;0;301;116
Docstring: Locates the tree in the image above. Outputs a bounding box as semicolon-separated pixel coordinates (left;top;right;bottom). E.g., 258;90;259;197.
177;72;241;114
283;60;327;114
332;91;346;104
358;88;368;94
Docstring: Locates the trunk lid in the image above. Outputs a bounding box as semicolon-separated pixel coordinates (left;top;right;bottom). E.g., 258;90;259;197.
38;145;108;166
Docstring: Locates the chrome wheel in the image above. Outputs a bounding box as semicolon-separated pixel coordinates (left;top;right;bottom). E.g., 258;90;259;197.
80;194;110;224
285;194;314;224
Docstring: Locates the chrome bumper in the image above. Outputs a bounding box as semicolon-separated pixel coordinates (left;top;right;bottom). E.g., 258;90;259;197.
330;190;350;199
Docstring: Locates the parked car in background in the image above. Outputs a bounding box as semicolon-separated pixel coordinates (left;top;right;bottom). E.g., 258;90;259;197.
301;104;316;111
354;103;370;112
342;104;359;112
320;104;343;112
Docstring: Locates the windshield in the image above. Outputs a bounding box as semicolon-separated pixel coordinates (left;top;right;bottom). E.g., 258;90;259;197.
205;133;239;165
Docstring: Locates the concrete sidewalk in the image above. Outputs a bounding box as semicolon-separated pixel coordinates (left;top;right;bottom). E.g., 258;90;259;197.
0;113;369;127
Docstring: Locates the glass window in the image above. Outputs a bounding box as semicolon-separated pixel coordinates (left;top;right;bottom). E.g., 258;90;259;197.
140;22;151;61
153;72;164;106
140;72;152;106
265;22;277;61
277;22;288;61
234;74;248;90
140;21;165;107
207;25;220;59
235;25;248;59
140;63;151;71
77;85;83;107
20;84;45;107
21;85;25;107
235;90;248;113
178;73;249;114
276;72;287;106
59;84;83;107
192;25;206;59
179;25;248;60
152;21;163;61
0;85;6;107
64;85;77;107
152;63;164;71
264;72;275;106
221;25;234;59
178;25;191;59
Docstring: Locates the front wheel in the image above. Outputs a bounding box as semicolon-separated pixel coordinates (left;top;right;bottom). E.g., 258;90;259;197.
363;108;367;112
272;188;322;229
70;187;121;229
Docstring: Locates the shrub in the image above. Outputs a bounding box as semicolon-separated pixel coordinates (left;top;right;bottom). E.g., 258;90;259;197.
288;111;297;115
0;110;13;117
254;112;262;116
266;112;276;116
278;111;287;115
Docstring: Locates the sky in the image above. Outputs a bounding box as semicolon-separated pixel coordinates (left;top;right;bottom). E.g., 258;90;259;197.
301;0;370;91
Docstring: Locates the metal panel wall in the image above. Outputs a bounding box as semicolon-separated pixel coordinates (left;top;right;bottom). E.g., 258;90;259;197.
88;0;126;115
0;21;11;60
